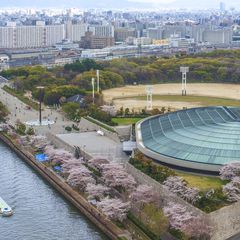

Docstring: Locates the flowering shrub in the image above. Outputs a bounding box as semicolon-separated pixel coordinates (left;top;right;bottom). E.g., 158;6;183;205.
219;162;240;180
86;183;110;201
223;177;240;202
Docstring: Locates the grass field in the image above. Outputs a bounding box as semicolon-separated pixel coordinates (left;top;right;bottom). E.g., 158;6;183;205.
177;171;226;191
117;94;240;107
103;83;240;110
112;117;143;125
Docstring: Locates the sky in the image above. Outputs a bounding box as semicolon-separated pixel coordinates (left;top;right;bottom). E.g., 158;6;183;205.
0;0;239;9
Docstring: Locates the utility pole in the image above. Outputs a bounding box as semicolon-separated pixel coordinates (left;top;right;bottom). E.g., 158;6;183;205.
180;67;189;96
92;78;95;104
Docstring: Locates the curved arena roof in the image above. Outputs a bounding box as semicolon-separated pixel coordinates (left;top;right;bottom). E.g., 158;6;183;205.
136;106;240;172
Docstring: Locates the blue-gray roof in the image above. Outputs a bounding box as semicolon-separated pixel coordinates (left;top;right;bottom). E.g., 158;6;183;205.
140;106;240;165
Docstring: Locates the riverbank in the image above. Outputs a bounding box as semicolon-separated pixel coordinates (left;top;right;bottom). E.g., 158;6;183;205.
0;133;128;240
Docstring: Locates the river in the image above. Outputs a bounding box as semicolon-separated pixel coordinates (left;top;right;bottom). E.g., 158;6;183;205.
0;142;109;240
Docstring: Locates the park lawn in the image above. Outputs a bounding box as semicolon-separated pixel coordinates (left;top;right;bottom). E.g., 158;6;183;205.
177;171;226;191
119;94;240;107
112;117;143;125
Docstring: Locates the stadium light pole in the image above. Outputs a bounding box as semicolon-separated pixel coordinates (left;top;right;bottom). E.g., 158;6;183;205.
96;69;100;93
180;67;189;96
36;86;45;125
146;85;153;110
92;77;95;105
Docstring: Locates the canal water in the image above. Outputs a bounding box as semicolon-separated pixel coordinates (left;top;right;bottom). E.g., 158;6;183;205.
0;142;109;240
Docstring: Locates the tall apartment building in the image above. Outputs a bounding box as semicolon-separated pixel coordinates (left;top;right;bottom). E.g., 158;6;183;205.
146;27;163;40
114;28;136;42
0;22;64;49
65;20;88;42
88;25;114;38
203;29;232;45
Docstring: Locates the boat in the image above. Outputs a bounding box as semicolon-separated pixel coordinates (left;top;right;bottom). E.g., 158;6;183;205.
0;197;13;217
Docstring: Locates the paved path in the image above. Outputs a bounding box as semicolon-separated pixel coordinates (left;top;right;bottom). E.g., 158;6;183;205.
0;83;74;135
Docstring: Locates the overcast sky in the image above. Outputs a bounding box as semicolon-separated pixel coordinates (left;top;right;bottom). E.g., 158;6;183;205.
0;0;239;9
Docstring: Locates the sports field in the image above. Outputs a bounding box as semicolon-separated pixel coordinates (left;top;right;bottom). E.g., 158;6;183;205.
103;83;240;110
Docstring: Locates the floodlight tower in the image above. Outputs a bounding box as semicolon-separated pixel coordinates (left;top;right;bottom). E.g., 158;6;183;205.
180;66;189;96
92;78;95;104
96;70;100;93
146;85;153;110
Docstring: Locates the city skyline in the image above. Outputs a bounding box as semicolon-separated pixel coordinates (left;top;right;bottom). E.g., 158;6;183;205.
0;0;239;10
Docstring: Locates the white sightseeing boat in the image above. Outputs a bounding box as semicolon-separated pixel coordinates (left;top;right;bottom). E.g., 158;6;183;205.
0;197;13;217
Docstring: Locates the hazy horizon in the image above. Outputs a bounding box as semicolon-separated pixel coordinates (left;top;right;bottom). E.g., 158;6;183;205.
0;0;239;10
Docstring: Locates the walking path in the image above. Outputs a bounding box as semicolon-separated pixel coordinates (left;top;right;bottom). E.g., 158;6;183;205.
0;83;74;135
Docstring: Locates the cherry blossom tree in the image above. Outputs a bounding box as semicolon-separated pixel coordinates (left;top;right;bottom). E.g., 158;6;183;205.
130;184;159;206
222;177;240;202
219;162;240;180
86;183;110;201
163;202;211;240
44;145;75;165
61;158;84;173
101;163;136;191
30;135;50;149
163;176;200;204
96;197;130;222
67;166;96;191
88;158;110;171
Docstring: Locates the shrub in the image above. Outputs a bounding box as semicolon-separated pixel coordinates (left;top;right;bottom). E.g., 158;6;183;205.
129;152;176;183
65;126;72;132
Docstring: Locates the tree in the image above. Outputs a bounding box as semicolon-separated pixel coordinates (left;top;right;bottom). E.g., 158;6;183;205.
222;177;240;202
163;202;211;240
101;163;136;191
86;183;110;201
163;176;200;204
96;197;130;222
219;162;240;180
88;158;110;171
62;102;80;120
130;184;159;206
67;166;96;191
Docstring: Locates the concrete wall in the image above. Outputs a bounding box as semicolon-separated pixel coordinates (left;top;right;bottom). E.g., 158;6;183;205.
209;202;240;240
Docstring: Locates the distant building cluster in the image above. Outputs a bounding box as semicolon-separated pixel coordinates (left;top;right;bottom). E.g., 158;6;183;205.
0;4;240;69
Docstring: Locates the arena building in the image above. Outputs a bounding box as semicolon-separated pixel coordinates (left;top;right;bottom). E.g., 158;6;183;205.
136;106;240;173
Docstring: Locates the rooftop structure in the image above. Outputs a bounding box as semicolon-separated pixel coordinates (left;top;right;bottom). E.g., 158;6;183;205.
136;106;240;172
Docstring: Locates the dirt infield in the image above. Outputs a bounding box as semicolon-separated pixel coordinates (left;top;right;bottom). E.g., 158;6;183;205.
103;83;240;110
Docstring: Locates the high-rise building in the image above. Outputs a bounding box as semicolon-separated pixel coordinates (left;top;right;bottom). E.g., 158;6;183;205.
0;22;65;49
220;2;226;12
88;25;114;38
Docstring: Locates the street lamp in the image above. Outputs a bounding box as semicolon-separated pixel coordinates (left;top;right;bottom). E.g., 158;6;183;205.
36;86;45;125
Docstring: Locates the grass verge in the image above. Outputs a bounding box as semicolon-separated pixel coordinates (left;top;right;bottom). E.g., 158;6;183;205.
176;171;226;191
112;117;143;125
115;94;240;107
